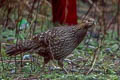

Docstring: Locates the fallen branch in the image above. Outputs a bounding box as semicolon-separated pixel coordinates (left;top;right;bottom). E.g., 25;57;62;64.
0;60;31;63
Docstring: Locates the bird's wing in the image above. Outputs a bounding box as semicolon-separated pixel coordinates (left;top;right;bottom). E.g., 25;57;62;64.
47;27;77;59
30;32;50;54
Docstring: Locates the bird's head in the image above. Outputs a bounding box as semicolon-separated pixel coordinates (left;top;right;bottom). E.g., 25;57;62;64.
78;17;96;29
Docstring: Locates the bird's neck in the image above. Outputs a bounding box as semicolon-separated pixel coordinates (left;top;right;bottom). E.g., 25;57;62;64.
75;23;91;30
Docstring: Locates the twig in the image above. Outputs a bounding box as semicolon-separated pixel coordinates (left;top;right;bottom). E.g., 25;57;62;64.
0;60;31;63
106;15;117;30
117;1;120;39
0;43;5;71
82;3;93;20
86;37;103;75
88;0;102;16
85;47;99;75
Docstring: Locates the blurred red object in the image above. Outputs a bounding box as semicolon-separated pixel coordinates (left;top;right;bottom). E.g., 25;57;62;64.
52;0;77;25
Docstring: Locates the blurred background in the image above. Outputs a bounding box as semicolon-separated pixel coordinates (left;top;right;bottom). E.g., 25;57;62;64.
0;0;120;80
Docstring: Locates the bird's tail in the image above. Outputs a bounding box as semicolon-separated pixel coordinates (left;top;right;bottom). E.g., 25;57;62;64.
6;40;38;56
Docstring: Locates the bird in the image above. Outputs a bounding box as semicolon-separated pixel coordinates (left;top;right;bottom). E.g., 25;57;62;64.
6;17;95;73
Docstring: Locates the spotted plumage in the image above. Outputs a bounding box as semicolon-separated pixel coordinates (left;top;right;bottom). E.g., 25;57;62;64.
6;17;95;73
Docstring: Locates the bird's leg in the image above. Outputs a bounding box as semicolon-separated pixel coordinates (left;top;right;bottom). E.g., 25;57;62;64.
58;59;69;74
50;61;57;68
42;57;57;73
41;57;50;72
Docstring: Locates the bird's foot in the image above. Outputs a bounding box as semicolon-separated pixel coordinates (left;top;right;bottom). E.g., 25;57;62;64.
62;67;69;74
